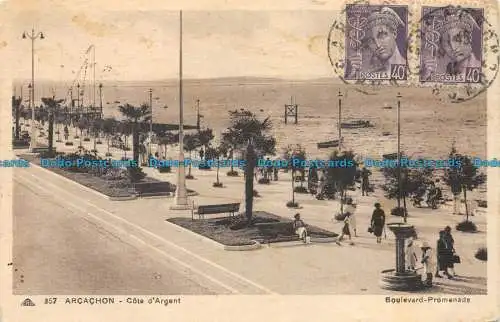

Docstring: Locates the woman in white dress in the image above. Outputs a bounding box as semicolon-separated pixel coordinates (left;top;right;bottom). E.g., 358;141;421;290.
344;198;357;237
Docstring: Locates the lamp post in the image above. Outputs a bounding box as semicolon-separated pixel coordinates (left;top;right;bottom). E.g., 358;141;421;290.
171;10;190;210
396;92;405;222
99;83;103;119
22;28;44;152
148;88;153;156
338;90;342;151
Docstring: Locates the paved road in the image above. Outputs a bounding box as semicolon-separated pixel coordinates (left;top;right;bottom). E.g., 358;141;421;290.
12;171;218;295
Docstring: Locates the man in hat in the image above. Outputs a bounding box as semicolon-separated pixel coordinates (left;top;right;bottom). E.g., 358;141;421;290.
422;8;482;81
420;240;436;287
347;6;406;78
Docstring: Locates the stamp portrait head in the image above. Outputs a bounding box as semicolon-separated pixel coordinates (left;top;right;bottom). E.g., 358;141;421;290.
363;7;405;62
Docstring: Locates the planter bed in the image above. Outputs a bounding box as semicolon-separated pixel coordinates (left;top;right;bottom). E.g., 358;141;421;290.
19;153;179;198
167;211;337;246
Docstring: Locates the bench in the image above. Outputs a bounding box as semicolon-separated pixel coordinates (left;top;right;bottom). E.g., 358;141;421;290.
131;182;174;197
254;222;299;243
191;202;240;220
31;147;51;153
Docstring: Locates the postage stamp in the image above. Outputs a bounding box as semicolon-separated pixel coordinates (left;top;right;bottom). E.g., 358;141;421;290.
419;6;484;83
344;4;409;81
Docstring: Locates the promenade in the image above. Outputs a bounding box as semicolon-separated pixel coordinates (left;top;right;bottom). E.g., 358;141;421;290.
11;123;488;294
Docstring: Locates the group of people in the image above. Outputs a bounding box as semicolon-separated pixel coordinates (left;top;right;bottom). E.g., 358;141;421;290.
405;226;458;287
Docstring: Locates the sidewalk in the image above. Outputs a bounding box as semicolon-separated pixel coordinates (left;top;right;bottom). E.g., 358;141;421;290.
20;122;487;294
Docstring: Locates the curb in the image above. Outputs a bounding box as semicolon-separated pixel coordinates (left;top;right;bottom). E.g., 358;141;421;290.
223;240;262;251
18;157;134;201
164;220;263;251
164;219;225;249
310;237;339;243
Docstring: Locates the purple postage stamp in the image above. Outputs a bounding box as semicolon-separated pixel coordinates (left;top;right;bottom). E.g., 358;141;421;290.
420;7;484;83
344;4;408;81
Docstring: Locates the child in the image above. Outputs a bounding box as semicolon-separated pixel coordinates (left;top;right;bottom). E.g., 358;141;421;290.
420;241;436;287
292;213;308;243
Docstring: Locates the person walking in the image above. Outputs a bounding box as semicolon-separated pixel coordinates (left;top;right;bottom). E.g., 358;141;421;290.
361;167;372;196
420;241;436;287
406;238;418;271
338;213;352;242
370;203;386;243
344;198;357;237
443;226;457;276
435;230;453;279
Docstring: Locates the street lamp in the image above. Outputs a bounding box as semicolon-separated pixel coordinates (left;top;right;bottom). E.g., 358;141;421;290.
148;88;153;156
22;28;44;152
396;92;406;222
99;83;103;118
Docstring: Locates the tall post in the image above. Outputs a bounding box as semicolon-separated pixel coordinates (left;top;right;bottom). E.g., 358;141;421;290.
397;93;404;222
99;83;103;118
77;84;80;110
196;99;200;130
338;90;342;151
171;10;189;210
93;46;96;108
23;28;44;152
148;88;153;156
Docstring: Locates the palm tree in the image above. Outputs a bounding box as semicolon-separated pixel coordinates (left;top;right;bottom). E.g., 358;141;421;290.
12;96;23;139
157;131;177;158
244;139;257;224
90;118;104;151
118;103;150;163
41;97;64;156
183;133;200;178
101;118;117;156
77;117;89;147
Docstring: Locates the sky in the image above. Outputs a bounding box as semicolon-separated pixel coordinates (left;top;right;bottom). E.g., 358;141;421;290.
9;10;338;81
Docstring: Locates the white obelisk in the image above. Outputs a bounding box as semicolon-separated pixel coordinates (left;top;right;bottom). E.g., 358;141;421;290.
171;10;190;210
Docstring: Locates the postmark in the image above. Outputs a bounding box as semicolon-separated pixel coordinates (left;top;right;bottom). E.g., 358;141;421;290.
419;6;484;84
344;4;408;81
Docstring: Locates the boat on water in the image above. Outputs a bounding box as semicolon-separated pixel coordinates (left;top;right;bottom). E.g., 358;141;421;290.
340;120;373;129
383;152;399;159
317;139;340;149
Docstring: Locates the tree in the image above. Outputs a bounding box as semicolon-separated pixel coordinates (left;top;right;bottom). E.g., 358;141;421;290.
118;103;150;163
443;147;486;222
244;140;257;223
102;118;117;155
90;118;104;151
222;109;276;176
12;96;23;139
77;117;90;147
197;128;214;159
157;131;177;158
41;97;64;157
183;133;199;178
381;153;433;221
326;150;358;214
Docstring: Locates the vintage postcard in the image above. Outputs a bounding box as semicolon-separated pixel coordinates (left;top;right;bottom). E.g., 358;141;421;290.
344;4;408;81
0;1;498;322
419;6;484;83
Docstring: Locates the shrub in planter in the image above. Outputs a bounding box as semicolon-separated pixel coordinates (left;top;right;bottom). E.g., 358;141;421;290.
55;131;60;134
334;213;347;221
74;136;79;139
213;182;223;188
229;219;248;230
38;134;44;137
456;220;477;232
253;189;260;197
127;167;146;183
105;152;112;157
83;137;90;142
123;147;130;151
227;170;239;176
96;140;102;144
474;247;487;261
186;174;194;179
258;178;270;184
286;201;300;208
199;164;211;170
158;166;171;173
294;186;308;193
12;139;29;147
56;139;63;143
65;141;74;146
91;149;98;153
78;145;84;149
391;207;407;217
